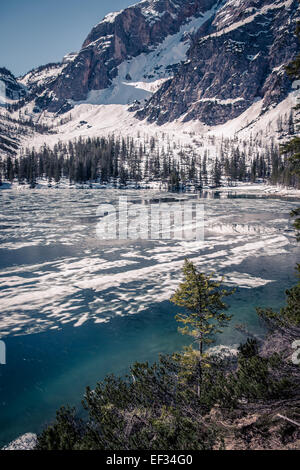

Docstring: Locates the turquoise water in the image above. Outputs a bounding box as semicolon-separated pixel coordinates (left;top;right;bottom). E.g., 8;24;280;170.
0;189;299;446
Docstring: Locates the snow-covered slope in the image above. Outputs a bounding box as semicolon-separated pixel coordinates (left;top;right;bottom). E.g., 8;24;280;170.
20;62;67;90
0;0;299;159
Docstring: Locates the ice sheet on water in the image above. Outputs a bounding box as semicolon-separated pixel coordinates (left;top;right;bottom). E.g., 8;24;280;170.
0;189;298;337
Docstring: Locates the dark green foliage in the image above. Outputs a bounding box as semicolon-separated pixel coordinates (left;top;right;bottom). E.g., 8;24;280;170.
198;342;292;410
238;338;259;358
234;353;291;401
2;134;201;188
37;338;294;450
257;265;300;327
37;355;226;450
212;158;222;187
2;131;299;190
170;259;234;397
170;260;234;349
36;406;85;450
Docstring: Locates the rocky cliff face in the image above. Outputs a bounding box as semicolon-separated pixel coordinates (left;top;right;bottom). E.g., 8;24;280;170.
136;0;300;125
31;0;218;112
12;0;300;126
0;68;26;103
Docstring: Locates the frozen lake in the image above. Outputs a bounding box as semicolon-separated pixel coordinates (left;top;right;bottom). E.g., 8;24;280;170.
0;188;299;446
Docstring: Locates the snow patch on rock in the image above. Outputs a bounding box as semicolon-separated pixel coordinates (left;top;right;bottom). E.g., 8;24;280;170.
2;433;37;450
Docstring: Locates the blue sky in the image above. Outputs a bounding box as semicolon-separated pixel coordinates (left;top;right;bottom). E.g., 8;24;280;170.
0;0;134;77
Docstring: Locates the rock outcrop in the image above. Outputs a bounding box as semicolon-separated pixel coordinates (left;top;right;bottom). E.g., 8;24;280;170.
136;0;299;125
0;68;26;102
2;433;37;450
28;0;218;112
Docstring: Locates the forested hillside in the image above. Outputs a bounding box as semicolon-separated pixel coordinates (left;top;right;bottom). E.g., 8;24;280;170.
0;131;299;189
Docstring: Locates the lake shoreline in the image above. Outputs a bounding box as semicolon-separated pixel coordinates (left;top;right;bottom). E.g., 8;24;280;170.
1;179;300;199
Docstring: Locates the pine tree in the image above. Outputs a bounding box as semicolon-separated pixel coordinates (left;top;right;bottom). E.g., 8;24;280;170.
170;259;234;396
212;158;222;187
288;110;295;135
0;156;2;186
257;263;300;328
202;154;208;186
6;155;14;182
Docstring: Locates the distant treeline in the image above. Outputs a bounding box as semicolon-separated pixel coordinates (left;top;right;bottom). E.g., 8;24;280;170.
0;133;299;189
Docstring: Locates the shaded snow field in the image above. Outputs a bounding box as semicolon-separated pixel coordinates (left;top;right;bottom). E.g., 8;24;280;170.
0;189;298;338
20;88;298;161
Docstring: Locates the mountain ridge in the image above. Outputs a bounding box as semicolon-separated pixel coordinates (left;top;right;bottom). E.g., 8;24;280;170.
136;0;299;125
16;0;299;128
36;0;219;113
0;0;299;157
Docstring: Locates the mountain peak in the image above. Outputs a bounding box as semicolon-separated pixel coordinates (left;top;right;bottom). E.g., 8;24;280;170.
9;0;299;131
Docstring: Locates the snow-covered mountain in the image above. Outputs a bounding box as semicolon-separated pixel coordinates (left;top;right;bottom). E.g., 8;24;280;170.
137;0;299;126
0;0;299;157
27;0;220;113
20;0;298;120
